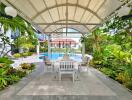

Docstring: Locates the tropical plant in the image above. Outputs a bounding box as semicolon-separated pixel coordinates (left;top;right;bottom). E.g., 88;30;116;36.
13;53;21;58
0;66;9;89
0;3;38;57
80;35;93;54
40;41;48;53
15;36;37;53
0;57;14;64
99;67;116;79
0;59;35;90
20;63;35;70
83;10;132;90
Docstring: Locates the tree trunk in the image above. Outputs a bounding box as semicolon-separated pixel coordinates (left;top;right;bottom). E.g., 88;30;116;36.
0;42;5;57
3;49;11;57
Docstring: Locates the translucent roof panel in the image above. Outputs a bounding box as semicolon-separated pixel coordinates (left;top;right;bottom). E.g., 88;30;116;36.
2;0;126;35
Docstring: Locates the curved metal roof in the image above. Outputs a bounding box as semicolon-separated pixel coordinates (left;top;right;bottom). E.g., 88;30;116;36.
1;0;131;35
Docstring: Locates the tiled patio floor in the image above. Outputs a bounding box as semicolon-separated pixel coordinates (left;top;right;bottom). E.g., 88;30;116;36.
0;62;132;100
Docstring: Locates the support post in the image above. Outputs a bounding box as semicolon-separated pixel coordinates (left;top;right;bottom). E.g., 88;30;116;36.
48;35;51;56
36;42;40;55
82;42;85;60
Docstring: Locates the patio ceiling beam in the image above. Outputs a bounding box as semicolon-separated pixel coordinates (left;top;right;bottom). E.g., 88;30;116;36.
27;0;54;32
79;0;91;22
87;0;106;23
50;26;84;34
31;3;103;21
43;19;90;32
42;0;58;32
55;0;62;28
42;19;90;32
55;0;61;20
66;0;68;36
43;32;88;34
27;0;43;20
73;0;78;20
37;22;101;25
42;0;54;23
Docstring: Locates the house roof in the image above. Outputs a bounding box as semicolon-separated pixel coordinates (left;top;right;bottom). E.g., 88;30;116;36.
51;38;77;44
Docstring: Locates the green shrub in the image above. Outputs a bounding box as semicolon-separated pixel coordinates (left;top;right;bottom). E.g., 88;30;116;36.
0;65;10;89
116;73;128;84
125;81;132;90
0;57;35;90
0;57;14;64
90;59;102;68
0;76;8;90
29;63;35;70
7;75;20;85
116;72;131;84
20;63;35;71
40;47;48;52
27;52;33;56
0;63;5;68
7;67;27;78
13;53;21;58
15;70;27;78
99;67;116;79
21;63;31;69
0;65;27;90
6;67;17;75
21;53;29;57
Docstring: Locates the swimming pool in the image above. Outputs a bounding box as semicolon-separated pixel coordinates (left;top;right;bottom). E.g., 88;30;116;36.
39;53;82;61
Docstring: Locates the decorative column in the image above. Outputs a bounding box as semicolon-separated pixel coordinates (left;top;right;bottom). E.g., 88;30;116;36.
36;41;40;55
82;42;85;60
48;34;51;56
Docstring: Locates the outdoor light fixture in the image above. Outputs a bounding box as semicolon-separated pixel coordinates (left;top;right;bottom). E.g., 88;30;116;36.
117;6;130;17
122;14;132;20
116;5;132;20
5;6;17;17
0;6;17;18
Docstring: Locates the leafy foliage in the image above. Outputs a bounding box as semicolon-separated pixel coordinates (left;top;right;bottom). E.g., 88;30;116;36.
20;63;35;70
0;57;35;90
0;3;37;90
0;57;14;64
40;41;48;53
84;13;132;90
0;3;38;57
13;53;21;58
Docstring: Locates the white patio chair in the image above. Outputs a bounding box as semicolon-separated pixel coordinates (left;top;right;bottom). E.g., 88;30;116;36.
58;61;75;82
79;56;90;72
43;56;53;72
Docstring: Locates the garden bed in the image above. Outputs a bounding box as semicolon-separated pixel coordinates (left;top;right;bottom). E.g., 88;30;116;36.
0;57;36;90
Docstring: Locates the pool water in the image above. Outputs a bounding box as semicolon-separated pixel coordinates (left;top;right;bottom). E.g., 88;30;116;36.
39;53;82;62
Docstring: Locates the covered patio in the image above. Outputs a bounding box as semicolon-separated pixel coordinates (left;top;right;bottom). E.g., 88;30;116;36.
0;0;132;100
1;0;131;59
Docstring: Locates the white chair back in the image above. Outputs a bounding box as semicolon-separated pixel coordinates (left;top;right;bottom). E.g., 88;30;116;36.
59;61;74;71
